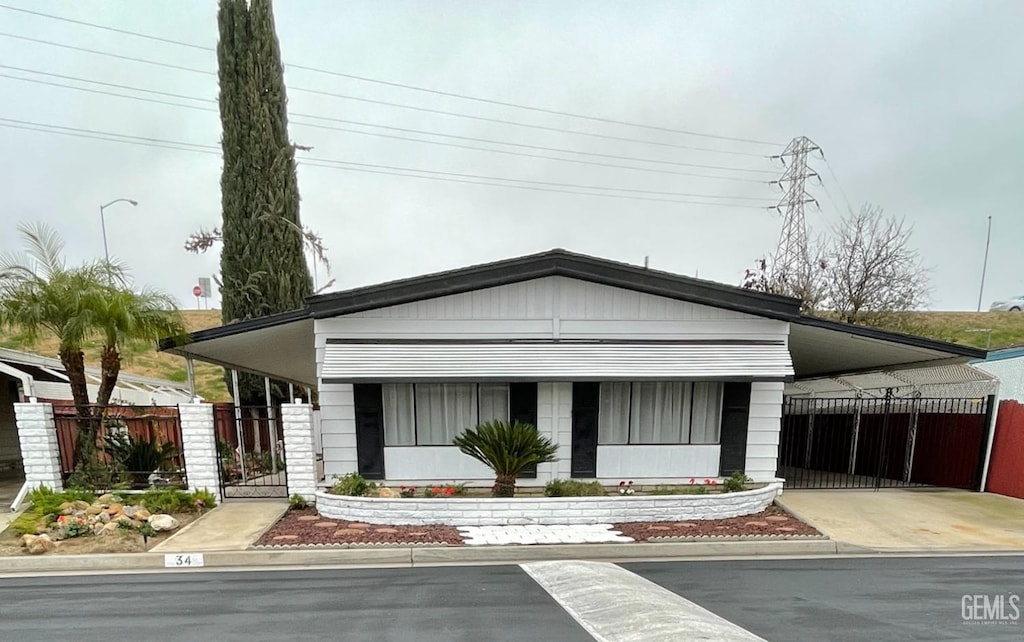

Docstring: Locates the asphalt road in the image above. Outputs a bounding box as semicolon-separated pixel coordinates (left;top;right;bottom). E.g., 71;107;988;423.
0;556;1021;641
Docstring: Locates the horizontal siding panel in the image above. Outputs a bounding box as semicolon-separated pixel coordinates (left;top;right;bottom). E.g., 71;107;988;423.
322;343;794;381
316;318;554;341
558;319;788;341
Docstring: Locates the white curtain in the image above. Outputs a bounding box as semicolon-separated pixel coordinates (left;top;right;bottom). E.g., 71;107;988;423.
599;382;630;444
690;382;723;444
478;384;510;424
630;382;691;444
415;383;478;445
382;384;416;446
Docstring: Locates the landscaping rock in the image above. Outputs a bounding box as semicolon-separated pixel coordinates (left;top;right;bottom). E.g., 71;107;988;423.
92;523;106;536
115;515;134;526
107;503;124;516
86;504;104;516
97;512;111;524
377;487;401;499
148;514;179;532
71;500;90;511
745;521;770;527
22;534;56;555
313;522;337;528
59;501;74;514
297;515;320;522
765;516;790;523
97;494;114;505
100;522;120;535
122;506;137;518
133;508;151;521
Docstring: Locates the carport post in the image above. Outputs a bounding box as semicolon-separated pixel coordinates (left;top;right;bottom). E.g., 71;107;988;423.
265;377;278;475
978;394;999;492
903;394;921;483
848;401;861;475
185;357;196;400
231;369;247;483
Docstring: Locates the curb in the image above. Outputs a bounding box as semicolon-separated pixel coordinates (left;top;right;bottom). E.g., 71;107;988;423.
0;539;839;574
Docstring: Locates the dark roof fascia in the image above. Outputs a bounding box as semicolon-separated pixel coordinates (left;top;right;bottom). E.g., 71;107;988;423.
306;249;803;321
158;308;311;351
792;315;988;360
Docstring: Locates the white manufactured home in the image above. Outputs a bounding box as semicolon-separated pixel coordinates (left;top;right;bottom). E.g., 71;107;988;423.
166;249;986;489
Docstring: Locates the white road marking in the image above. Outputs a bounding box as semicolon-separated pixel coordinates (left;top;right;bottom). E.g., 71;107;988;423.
521;560;765;642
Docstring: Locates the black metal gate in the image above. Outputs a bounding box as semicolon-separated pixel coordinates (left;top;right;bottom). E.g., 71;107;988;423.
778;392;994;490
216;405;288;499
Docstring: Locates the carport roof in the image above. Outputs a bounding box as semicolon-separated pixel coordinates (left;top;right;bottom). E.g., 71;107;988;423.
161;249;986;384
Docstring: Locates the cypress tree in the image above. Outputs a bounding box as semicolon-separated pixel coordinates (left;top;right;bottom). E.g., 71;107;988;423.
217;0;312;403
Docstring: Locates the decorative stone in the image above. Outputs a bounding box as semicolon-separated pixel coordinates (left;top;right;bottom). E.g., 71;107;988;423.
674;522;697;528
133;508;151;521
148;514;180;532
648;526;672;531
92;523;106;536
273;535;300;541
97;512;111;524
374;527;399;534
377;487;401;499
775;527;796;532
765;516;790;522
59;501;74;514
122;506;137;518
408;531;429;536
97;493;114;505
86;505;103;516
745;521;770;527
107;503;124;515
71;500;90;511
313;522;337;528
100;522;120;535
333;528;363;536
22;534;57;554
297;515;320;522
347;523;370;529
115;515;134;526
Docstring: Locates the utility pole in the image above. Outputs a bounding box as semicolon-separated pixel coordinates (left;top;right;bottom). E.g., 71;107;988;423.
977;215;992;312
769;137;820;287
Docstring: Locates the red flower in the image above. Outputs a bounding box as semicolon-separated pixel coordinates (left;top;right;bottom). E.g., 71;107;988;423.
444;487;456;496
710;479;718;486
627;480;633;485
432;486;441;494
618;481;626;487
703;479;711;485
689;477;696;485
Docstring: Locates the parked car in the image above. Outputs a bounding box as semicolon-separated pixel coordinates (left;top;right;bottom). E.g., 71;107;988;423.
990;295;1024;312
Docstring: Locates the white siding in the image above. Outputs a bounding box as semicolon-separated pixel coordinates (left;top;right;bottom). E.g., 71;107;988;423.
383;447;493;481
596;445;720;479
746;381;784;482
315;276;788;346
319;383;357;481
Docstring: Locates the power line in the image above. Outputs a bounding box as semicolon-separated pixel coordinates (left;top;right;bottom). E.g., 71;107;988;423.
0;3;782;146
0;118;772;208
0;32;215;75
822;155;855;215
0;71;770;182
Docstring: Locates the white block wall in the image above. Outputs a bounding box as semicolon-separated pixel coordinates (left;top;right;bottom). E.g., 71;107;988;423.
746;381;784;481
282;403;318;502
14;402;62;491
179;402;221;503
319;384;357;481
316;481;782;526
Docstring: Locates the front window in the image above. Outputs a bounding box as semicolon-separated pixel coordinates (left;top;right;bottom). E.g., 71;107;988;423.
382;383;510;446
598;382;723;445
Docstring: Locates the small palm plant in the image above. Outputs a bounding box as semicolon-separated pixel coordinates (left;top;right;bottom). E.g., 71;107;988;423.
453;421;558;497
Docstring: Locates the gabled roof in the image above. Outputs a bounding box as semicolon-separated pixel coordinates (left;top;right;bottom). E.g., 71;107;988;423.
306;248;803;319
161;248;986;382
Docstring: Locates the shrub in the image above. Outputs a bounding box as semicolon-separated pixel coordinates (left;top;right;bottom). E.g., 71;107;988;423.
26;486;96;516
544;479;607;497
330;472;376;497
453;421;558;497
722;471;752;493
104;432;180;486
137;489;215;513
423;483;467;498
289;494;309;509
648;486;709;495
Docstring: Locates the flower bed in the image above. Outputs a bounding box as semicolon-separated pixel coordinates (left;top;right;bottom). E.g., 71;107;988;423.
316;481;783;526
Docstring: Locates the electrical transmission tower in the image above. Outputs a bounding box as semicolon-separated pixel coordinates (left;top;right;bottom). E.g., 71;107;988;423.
769;136;821;285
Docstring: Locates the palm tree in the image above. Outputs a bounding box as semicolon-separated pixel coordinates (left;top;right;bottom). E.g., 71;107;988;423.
0;222;186;465
453;420;558;497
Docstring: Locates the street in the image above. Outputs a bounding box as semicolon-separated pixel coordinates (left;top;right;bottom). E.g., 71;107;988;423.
0;556;1021;641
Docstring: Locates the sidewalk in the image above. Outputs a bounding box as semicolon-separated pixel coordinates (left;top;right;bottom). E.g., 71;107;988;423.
151;501;288;553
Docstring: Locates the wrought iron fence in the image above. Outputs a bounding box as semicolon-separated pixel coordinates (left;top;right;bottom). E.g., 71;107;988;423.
53;404;187;490
778;392;993;490
214;404;288;499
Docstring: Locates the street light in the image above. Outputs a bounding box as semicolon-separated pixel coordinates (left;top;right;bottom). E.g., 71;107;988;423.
99;198;138;262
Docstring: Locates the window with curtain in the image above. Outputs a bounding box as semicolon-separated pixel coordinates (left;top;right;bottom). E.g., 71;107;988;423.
597;382;724;445
382;383;510;446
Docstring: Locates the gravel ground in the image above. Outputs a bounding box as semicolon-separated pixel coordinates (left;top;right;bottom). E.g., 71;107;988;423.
255;505;819;547
614;505;820;541
254;508;464;547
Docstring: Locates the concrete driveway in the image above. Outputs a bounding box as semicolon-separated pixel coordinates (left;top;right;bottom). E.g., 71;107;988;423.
777;488;1024;551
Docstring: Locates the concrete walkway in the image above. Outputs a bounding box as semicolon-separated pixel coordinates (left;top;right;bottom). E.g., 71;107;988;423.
151;501;288;553
778;488;1024;550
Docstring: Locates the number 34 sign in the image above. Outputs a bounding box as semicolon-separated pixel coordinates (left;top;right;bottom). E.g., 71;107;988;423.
164;553;205;568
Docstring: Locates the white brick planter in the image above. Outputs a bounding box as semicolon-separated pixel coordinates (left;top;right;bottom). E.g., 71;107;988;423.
315;482;782;526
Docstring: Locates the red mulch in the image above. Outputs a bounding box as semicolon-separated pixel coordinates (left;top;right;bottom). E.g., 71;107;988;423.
614;505;820;541
254;508;464;547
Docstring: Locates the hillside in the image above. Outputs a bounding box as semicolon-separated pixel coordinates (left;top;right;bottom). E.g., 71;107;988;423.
1;310;1022;402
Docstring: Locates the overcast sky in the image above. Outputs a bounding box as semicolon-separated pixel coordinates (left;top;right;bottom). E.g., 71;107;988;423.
2;0;1022;312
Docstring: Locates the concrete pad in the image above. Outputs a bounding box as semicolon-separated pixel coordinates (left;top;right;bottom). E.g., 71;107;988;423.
778;488;1024;551
522;560;765;641
150;501;288;553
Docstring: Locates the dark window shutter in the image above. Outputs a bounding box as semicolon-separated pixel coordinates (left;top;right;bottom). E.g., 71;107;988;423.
510;383;539;478
353;384;386;480
719;382;751;477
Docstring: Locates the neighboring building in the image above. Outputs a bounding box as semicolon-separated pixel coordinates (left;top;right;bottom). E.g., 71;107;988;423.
0;347;194;475
165;249;986;489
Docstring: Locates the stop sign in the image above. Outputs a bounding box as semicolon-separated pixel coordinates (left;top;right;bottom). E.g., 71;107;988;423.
193;285;202;297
